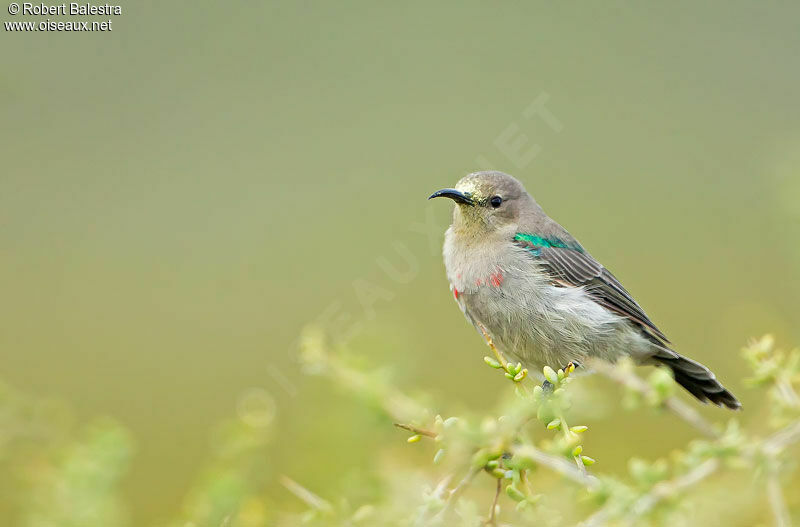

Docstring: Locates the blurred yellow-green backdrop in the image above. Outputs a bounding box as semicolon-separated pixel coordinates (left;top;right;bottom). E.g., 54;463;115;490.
2;2;800;525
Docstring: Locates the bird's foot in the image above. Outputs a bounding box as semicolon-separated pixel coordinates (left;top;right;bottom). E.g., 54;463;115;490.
566;360;580;372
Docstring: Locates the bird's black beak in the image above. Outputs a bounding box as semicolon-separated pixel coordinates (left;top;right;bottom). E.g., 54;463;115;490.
428;188;474;206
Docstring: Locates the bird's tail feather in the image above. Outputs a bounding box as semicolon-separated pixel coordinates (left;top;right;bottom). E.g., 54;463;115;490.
651;349;741;410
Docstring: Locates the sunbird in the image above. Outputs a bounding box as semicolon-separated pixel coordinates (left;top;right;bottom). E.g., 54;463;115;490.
430;171;740;409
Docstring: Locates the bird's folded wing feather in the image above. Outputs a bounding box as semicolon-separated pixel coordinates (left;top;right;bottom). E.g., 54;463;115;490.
514;233;670;343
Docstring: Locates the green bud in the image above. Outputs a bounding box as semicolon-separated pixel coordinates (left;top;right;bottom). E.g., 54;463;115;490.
581;455;596;466
557;368;565;381
547;418;561;430
484;356;502;369
648;368;675;402
505;372;514;380
408;434;422;443
570;425;588;434
506;484;526;502
537;405;556;423
433;448;445;464
486;460;499;469
564;433;580;448
514;369;527;382
472;449;491;468
572;445;583;457
487;449;504;461
491;468;507;479
543;366;558;384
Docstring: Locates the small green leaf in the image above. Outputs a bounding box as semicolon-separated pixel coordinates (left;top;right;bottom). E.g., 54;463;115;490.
472;449;491;468
543;366;558;384
491;468;507;479
484;356;502;369
648;368;675;401
408;434;422;443
572;445;583;456
547;418;561;430
570;425;588;434
487;449;503;461
581;455;596;466
505;484;526;502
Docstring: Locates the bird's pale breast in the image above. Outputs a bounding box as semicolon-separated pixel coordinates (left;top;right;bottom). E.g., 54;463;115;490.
443;230;649;372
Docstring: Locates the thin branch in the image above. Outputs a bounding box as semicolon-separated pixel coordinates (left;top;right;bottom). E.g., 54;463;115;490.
628;458;719;520
762;419;800;453
767;473;791;527
761;420;800;527
304;332;428;424
394;422;438;438
775;380;800;408
486;478;502;526
413;474;452;527
280;475;334;514
512;445;600;491
574;455;588;476
432;467;482;521
581;416;800;527
478;323;509;370
579;458;720;527
585;358;719;438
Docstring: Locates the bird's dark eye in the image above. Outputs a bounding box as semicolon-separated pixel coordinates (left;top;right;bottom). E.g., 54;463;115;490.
490;196;503;208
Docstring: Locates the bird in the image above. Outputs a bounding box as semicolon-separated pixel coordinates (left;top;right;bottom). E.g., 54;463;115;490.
429;171;740;409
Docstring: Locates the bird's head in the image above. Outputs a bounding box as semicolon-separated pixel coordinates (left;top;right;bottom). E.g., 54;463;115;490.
429;171;534;235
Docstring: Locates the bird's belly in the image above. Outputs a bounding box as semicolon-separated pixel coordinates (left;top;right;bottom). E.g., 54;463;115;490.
459;276;632;371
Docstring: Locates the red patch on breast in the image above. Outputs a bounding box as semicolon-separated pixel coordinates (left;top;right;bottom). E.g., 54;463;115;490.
489;270;504;287
453;287;460;300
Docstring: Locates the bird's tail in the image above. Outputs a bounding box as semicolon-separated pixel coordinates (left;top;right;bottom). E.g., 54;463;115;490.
651;348;741;410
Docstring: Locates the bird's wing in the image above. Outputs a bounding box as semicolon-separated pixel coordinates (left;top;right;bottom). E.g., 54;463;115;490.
513;232;670;343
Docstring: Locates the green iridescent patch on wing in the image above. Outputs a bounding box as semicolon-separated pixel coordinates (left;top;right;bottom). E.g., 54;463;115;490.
514;232;584;254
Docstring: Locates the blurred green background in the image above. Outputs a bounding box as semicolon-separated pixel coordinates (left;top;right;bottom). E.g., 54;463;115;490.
2;1;799;525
